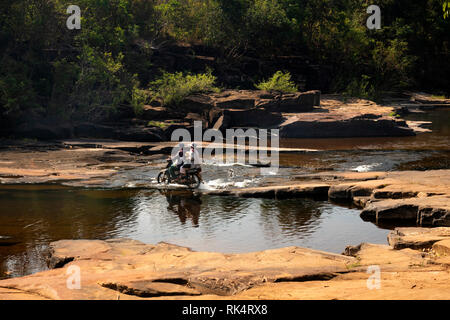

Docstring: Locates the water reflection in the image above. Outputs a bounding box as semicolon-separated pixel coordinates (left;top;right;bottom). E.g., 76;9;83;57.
259;198;322;236
0;185;139;278
161;190;202;227
1;186;391;279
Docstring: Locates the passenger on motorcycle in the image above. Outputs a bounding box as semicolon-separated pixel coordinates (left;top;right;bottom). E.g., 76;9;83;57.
180;143;203;182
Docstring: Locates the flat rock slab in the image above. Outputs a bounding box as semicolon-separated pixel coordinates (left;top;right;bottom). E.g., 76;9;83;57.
232;269;450;300
212;170;450;226
206;183;330;199
278;95;416;138
0;239;356;300
388;227;450;249
324;170;450;226
344;242;430;271
361;196;450;226
2;238;448;300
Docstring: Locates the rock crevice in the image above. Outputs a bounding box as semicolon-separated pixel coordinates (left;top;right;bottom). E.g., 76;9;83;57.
1;232;449;300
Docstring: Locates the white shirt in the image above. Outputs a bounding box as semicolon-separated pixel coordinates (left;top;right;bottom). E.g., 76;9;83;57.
172;150;185;166
187;149;201;165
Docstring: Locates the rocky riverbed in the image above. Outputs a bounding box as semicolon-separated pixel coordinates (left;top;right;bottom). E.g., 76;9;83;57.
0;227;449;300
0;140;449;299
1;139;449;228
0;92;448;300
7;91;444;142
205;170;450;227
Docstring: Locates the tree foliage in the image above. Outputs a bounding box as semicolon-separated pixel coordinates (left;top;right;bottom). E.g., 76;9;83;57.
0;0;449;124
149;69;219;106
256;71;298;93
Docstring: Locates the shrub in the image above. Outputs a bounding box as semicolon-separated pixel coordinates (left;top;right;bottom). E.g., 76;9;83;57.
147;120;174;128
342;75;381;102
255;71;298;93
149;69;219;106
131;87;148;116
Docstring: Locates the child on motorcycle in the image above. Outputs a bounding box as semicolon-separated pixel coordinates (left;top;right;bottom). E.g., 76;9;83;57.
180;143;203;182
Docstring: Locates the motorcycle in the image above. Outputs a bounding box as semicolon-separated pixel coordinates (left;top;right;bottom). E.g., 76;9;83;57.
157;159;202;189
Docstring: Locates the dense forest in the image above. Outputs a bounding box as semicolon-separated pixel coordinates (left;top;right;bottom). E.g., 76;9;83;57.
0;0;449;128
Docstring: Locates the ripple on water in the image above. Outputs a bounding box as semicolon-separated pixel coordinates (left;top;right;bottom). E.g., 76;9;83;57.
0;186;394;278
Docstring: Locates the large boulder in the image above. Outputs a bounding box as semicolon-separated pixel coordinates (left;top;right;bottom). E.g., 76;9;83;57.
178;89;320;121
280;118;415;138
360;196;450;226
433;239;450;256
141;105;184;121
225;108;284;128
279;91;318;112
213;90;257;109
212;108;284;131
182;95;215;113
278;93;303;112
418;206;450;227
255;90;319;113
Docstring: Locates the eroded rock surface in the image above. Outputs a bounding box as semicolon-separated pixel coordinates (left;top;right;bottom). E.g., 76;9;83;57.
178;91;417;138
326;170;450;226
279;95;416;138
388;227;450;249
0;239;356;300
0;141;165;185
0;235;449;300
215;170;450;226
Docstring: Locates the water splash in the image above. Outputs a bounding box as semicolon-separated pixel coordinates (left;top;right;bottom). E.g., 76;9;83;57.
198;178;258;191
351;163;382;172
203;160;252;168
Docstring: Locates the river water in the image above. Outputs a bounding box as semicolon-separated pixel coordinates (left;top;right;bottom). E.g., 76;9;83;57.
0;108;449;279
280;108;450;172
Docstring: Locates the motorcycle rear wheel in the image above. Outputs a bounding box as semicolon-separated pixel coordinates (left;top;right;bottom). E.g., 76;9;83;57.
186;174;201;189
157;171;170;184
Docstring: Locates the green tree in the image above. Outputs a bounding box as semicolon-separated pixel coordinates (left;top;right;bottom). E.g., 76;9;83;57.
444;0;450;18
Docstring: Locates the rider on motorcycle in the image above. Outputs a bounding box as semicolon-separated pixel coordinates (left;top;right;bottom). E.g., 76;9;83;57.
169;143;185;179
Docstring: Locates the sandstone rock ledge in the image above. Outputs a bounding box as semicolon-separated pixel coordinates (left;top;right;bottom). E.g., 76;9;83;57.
208;170;450;227
0;235;449;300
147;91;418;139
279;94;416;138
